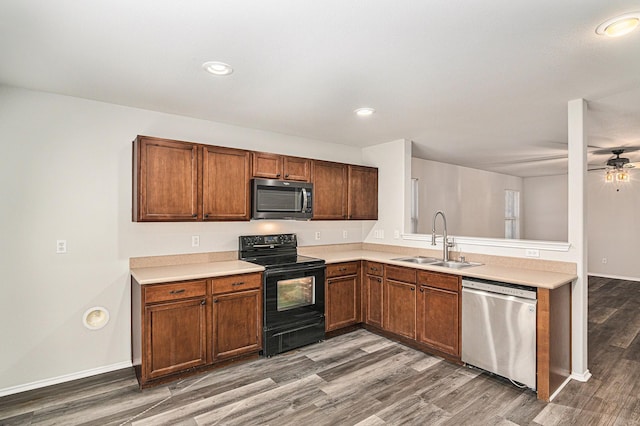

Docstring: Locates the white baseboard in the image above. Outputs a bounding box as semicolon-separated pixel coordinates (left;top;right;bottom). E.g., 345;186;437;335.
588;273;640;282
0;361;133;398
549;376;573;401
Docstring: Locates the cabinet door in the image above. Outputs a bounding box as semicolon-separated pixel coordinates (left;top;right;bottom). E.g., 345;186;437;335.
212;289;262;360
364;274;384;328
252;152;282;179
326;275;360;331
384;279;417;339
202;146;251;221
348;165;378;220
134;136;199;221
311;160;348;220
283;156;311;181
144;298;207;379
417;286;459;357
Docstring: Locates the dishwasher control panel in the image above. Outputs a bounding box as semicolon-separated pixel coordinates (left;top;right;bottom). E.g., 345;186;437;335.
462;278;537;300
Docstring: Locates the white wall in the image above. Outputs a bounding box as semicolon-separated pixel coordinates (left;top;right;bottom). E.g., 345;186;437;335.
411;158;523;238
0;86;368;394
522;174;568;241
587;169;640;280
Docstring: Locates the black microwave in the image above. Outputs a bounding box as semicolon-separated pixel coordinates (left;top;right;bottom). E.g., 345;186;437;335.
252;178;313;220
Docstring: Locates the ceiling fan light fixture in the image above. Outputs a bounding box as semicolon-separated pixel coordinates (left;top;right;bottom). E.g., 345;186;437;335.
605;170;615;183
616;170;630;182
596;13;640;37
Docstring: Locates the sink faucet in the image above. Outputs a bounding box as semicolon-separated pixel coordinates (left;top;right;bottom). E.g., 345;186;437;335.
431;210;455;262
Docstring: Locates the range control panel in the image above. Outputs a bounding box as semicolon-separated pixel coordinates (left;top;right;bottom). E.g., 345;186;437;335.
239;233;297;250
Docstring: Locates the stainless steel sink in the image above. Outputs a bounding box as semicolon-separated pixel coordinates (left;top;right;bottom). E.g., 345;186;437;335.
430;260;483;269
391;256;440;264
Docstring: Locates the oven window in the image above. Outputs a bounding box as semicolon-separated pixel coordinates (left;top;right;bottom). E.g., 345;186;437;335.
277;276;315;311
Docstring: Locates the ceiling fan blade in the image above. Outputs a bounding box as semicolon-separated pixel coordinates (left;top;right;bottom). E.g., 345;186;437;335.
588;166;607;171
591;146;640;155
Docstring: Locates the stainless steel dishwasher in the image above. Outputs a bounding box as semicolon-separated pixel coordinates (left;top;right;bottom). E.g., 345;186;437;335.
461;277;537;390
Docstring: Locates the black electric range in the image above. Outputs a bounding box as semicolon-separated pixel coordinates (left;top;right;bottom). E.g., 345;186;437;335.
239;233;326;357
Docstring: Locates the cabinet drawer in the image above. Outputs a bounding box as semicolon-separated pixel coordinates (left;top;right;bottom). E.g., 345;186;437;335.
211;273;262;295
144;280;207;304
385;265;417;284
327;262;359;278
417;271;459;292
364;261;384;276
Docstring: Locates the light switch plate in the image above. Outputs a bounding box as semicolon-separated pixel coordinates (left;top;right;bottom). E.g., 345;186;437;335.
192;235;200;247
56;240;67;254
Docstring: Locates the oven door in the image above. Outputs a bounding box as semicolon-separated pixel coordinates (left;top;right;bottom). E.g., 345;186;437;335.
263;263;325;332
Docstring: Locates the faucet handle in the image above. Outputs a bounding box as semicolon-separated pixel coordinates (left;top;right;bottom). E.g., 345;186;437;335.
459;255;466;263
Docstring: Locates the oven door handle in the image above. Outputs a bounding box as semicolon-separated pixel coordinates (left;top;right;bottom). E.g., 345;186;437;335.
265;263;325;276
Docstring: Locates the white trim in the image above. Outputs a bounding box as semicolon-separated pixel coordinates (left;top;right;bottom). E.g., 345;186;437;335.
588;273;640;283
0;361;132;397
548;376;573;401
571;369;592;383
402;233;571;252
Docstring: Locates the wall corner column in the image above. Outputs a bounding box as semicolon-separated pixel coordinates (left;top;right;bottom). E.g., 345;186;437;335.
567;98;590;381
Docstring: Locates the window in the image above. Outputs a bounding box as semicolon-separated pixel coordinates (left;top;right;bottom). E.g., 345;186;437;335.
411;178;419;233
505;190;520;239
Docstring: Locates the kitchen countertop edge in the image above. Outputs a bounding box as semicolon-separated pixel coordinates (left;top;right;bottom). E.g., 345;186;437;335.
131;260;265;285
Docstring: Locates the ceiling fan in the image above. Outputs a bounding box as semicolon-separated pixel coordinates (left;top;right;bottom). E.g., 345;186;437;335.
588;147;640;183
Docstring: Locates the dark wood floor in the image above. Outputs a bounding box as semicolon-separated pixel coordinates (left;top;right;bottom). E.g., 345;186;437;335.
1;276;638;425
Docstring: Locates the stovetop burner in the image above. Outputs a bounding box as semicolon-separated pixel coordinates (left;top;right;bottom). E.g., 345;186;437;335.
238;233;324;269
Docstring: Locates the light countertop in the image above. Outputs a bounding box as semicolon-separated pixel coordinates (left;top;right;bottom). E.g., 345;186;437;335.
131;249;576;289
131;260;264;285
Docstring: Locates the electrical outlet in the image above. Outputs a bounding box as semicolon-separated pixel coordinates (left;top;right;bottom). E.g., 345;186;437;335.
343;230;348;239
191;235;200;247
56;240;67;254
525;249;540;258
374;230;384;239
602;257;607;264
315;231;321;240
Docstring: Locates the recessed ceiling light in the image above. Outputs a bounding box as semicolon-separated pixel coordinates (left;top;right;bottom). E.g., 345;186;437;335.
202;61;233;76
596;12;640;37
354;107;375;117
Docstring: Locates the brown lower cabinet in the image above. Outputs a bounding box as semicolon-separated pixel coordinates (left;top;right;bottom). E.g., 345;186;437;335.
364;262;384;328
416;270;460;357
325;262;361;331
132;272;262;388
384;265;417;340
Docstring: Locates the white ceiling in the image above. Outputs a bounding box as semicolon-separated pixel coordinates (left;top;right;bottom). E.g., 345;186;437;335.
2;1;640;177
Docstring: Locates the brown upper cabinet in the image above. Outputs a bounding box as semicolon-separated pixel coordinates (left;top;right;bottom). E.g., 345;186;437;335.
348;165;378;220
133;136;250;222
251;152;310;182
311;162;378;220
311;160;348;220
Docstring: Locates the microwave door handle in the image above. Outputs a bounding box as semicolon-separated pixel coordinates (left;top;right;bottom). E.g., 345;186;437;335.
301;188;308;211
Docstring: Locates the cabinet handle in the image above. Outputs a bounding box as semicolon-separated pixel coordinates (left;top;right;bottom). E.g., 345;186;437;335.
411;287;415;291
232;282;245;286
192;214;197;218
169;289;186;295
201;299;206;305
370;267;378;272
338;267;347;272
276;173;281;178
213;299;218;303
204;214;209;219
285;174;289;178
420;288;424;293
377;278;382;282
